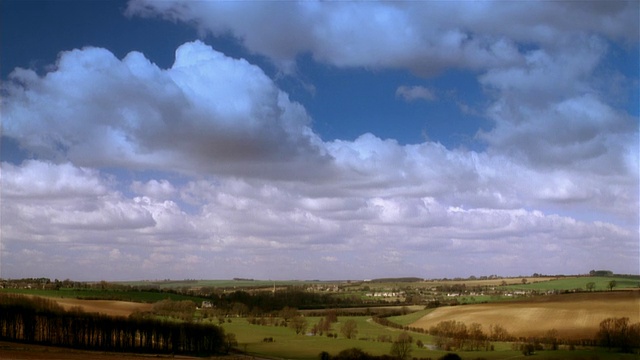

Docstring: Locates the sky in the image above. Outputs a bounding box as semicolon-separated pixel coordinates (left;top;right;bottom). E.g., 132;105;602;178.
1;0;638;281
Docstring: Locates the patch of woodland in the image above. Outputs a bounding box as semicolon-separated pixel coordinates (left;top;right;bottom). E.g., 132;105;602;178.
0;294;231;356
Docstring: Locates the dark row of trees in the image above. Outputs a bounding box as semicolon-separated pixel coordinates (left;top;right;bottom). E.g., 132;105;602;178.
319;347;461;360
375;316;581;352
0;294;228;355
376;315;640;354
428;320;492;351
148;299;196;321
215;288;367;312
596;317;640;352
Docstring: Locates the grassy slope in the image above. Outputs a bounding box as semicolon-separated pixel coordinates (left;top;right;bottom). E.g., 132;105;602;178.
219;316;443;360
505;276;640;291
218;315;639;360
388;308;436;325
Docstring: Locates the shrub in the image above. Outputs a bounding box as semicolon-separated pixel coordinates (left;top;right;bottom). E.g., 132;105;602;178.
521;343;535;356
438;354;461;360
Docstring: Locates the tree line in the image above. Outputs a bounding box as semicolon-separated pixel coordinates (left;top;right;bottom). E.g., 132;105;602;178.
0;294;228;355
597;317;640;353
375;315;640;354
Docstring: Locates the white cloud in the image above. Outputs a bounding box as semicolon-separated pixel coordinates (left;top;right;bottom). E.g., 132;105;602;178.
1;161;156;236
479;91;638;174
396;85;436;102
126;1;637;74
123;2;639;178
1;158;636;279
2;1;638;279
2;41;329;180
1;160;109;199
131;179;176;199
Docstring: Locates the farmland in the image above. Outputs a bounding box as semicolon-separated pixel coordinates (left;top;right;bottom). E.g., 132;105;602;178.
48;297;153;317
410;291;640;339
503;276;640;292
0;287;209;303
1;275;639;359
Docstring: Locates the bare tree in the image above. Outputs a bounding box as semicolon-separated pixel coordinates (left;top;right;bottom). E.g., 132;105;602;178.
340;319;358;339
489;324;511;341
325;309;338;323
390;332;413;360
467;323;488;350
289;315;308;335
543;329;559;350
280;306;298;322
597;317;640;352
223;332;238;354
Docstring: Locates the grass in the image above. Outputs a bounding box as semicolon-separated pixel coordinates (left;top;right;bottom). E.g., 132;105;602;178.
219;316;439;359
218;315;639;360
505;276;640;292
388;308;436;326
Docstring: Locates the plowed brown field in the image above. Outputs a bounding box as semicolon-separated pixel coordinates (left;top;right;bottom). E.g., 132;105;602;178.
411;291;640;339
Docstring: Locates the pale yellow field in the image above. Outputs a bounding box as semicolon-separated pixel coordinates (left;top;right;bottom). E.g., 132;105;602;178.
50;298;152;317
411;291;640;339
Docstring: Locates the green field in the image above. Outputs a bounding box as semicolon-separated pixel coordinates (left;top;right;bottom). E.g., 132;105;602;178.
505;276;640;292
217;315;638;360
387;308;436;325
220;315;442;359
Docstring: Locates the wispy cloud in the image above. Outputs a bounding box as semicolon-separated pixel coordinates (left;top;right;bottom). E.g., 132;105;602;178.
396;85;437;102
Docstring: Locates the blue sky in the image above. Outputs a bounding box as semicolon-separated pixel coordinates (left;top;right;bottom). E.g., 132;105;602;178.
1;0;638;281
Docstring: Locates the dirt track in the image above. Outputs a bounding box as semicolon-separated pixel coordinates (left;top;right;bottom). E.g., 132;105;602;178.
411;291;640;339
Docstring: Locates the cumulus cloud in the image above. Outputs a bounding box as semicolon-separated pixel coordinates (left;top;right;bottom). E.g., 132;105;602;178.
1;160;109;199
1;161;156;236
126;1;515;74
3;159;635;279
2;1;638;279
2;41;329;180
126;1;637;74
477;37;638;174
122;1;639;175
